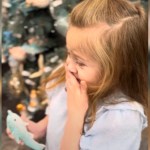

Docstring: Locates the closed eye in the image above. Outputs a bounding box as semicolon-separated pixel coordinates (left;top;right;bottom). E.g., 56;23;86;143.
66;50;87;68
76;61;85;67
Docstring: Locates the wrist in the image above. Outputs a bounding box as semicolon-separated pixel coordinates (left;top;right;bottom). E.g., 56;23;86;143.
68;108;87;119
30;116;48;139
67;115;85;134
37;116;48;134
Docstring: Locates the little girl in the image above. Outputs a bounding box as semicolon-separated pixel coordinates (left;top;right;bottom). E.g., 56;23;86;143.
7;0;148;150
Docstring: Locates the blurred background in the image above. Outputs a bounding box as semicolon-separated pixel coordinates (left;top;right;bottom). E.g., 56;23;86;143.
1;0;148;150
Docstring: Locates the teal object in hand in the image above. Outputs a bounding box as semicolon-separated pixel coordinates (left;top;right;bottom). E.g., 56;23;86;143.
6;110;45;150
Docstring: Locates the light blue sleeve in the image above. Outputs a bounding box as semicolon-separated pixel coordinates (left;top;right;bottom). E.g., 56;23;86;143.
45;81;65;115
80;103;147;150
45;81;57;115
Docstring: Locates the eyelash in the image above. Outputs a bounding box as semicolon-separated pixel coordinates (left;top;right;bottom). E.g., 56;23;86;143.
66;52;85;68
76;60;85;67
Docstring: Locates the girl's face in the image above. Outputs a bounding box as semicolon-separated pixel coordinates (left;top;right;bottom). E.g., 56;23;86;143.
65;26;101;86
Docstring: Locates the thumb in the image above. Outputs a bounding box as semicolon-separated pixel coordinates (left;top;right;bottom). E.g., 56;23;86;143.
21;114;30;123
80;81;87;94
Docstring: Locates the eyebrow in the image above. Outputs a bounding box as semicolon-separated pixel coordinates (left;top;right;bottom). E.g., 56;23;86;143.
73;53;87;62
66;47;87;62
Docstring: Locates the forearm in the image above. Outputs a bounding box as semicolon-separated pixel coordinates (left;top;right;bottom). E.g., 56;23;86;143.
36;115;48;138
26;115;48;139
60;115;84;150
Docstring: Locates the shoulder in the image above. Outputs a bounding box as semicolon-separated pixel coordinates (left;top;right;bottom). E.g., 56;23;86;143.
92;100;147;134
80;90;148;149
81;100;147;150
80;92;147;150
97;91;147;127
99;100;146;120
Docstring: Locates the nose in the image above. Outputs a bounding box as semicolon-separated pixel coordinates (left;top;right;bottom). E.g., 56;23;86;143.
66;56;77;74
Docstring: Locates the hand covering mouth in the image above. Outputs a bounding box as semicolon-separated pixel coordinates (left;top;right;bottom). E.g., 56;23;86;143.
65;75;81;92
70;72;81;83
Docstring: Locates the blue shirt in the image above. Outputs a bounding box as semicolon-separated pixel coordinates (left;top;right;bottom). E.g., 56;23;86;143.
45;83;147;150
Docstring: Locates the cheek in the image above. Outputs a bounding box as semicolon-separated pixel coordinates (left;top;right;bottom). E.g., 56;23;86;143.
89;72;100;84
77;68;100;84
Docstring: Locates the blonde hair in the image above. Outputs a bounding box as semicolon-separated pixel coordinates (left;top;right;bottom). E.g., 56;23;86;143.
44;0;147;125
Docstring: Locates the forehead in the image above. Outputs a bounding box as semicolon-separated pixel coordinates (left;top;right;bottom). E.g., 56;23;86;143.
66;23;110;51
66;23;110;61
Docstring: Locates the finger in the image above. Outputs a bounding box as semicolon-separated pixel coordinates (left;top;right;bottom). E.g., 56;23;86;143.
65;72;73;89
20;141;24;145
65;71;69;80
16;140;21;144
6;128;11;134
6;128;15;139
9;134;15;139
65;71;70;84
21;114;29;122
80;81;88;94
18;140;24;145
66;76;77;91
21;113;26;119
66;78;71;90
67;72;79;87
